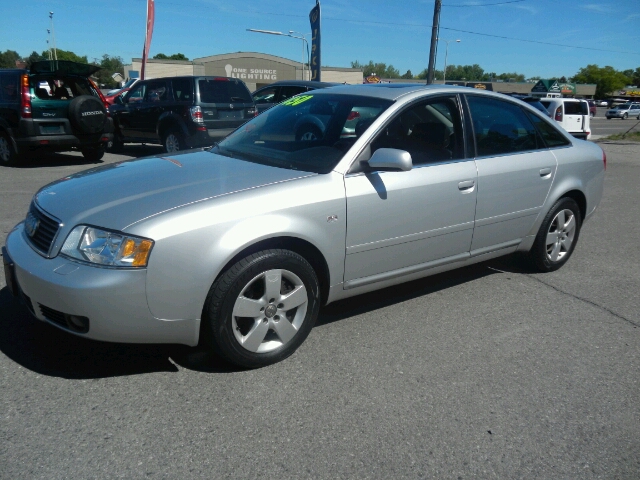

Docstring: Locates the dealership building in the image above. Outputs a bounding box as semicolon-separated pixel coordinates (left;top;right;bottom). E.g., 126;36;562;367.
124;52;597;97
124;52;363;92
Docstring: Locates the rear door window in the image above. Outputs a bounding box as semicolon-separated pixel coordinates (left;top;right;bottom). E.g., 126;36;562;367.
171;78;192;102
279;86;307;102
466;95;544;156
198;79;252;104
525;112;570;148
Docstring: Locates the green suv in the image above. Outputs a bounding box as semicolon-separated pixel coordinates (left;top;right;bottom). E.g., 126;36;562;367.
0;60;114;165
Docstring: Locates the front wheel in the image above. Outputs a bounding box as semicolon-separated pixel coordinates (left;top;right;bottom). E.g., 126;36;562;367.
203;249;320;368
622;113;628;120
528;197;582;272
81;145;105;161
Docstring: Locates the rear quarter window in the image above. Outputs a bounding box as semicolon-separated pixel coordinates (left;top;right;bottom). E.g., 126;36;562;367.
198;79;252;104
563;102;583;115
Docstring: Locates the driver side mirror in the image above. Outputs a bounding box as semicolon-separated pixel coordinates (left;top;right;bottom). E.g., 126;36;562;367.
367;148;413;172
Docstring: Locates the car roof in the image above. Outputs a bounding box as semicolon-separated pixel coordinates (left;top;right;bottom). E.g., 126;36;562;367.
311;83;504;101
257;80;341;88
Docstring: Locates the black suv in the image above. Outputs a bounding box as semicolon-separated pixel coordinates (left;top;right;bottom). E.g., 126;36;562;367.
109;76;255;153
0;60;114;165
252;80;339;113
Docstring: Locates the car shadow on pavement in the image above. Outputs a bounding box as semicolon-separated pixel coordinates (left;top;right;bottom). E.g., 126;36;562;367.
316;261;499;327
0;259;520;379
0;287;237;379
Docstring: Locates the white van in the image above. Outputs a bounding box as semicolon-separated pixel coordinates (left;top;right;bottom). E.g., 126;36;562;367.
540;98;591;140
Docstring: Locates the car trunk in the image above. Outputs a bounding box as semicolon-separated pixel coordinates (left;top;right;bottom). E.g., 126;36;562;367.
196;78;255;131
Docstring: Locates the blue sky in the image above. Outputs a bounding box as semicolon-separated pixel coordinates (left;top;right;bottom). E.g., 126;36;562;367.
2;0;639;79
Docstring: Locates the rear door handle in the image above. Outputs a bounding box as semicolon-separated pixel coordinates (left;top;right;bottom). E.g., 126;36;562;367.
458;180;475;193
540;168;552;178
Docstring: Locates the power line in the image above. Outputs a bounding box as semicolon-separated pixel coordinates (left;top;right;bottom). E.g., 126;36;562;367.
443;0;526;7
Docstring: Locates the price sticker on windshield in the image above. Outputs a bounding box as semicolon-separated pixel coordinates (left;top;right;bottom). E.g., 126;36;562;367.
281;95;313;106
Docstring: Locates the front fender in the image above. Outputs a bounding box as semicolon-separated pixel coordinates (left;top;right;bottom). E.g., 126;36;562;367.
135;172;347;321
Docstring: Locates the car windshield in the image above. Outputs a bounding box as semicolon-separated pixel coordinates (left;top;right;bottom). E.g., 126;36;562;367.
212;93;393;174
121;78;138;89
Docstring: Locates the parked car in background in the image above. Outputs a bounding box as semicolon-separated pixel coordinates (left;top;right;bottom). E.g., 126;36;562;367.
3;85;605;368
540;98;591;140
587;100;597;117
104;87;131;105
109;75;256;153
501;93;551;117
252;80;339;113
605;102;640;120
0;60;113;165
106;78;138;96
597;100;608;107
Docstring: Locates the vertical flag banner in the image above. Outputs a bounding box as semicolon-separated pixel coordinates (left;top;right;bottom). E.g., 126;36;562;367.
141;0;155;80
309;1;321;81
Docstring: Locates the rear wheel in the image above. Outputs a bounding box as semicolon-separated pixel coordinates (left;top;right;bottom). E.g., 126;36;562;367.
81;145;105;162
0;132;18;166
528;197;582;272
163;129;185;153
203;249;320;368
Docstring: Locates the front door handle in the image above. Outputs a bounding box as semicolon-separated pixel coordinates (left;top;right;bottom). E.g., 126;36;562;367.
458;180;475;193
540;168;552;178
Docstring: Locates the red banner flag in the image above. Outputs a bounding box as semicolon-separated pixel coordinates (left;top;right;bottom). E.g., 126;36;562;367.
140;0;155;80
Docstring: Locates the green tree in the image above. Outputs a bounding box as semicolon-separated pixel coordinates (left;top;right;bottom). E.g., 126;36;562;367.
401;69;413;79
351;60;401;79
92;54;125;88
25;51;47;67
570;64;631;98
153;53;189;61
40;49;88;64
0;50;21;68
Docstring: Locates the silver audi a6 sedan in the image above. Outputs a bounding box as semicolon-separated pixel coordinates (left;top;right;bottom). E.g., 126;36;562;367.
3;85;605;367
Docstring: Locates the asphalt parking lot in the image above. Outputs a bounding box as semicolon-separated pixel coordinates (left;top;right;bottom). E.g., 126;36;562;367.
1;140;639;478
590;107;640;139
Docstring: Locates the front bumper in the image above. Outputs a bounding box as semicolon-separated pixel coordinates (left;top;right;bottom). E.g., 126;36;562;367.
4;225;199;346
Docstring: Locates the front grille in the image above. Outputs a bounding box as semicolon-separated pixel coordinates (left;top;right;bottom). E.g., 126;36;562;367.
25;203;61;256
39;304;67;328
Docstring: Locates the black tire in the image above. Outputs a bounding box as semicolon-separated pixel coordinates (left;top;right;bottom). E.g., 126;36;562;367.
295;124;323;142
202;249;320;368
0;132;18;166
81;145;105;162
68;95;107;134
528;197;582;273
107;132;124;153
163;128;185;153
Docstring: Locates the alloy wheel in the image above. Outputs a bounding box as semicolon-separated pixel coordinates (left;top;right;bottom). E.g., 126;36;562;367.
545;209;577;262
0;136;11;163
231;268;308;353
165;133;180;152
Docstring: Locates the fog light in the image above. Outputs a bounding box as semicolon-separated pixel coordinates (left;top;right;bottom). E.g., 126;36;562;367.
66;314;89;333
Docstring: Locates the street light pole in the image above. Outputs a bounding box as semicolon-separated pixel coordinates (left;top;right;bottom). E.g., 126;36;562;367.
438;38;460;84
49;12;57;61
247;29;309;80
288;31;310;80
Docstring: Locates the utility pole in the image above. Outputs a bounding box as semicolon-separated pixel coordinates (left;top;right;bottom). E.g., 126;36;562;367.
426;0;441;84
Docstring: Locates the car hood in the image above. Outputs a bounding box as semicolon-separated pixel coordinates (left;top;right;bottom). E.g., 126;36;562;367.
35;150;315;231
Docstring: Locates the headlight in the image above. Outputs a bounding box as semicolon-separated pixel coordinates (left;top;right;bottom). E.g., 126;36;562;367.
60;226;154;268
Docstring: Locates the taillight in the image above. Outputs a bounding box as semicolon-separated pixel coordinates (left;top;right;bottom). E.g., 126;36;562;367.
88;78;110;112
190;106;204;123
214;77;230;81
247;107;257;117
554;107;562;122
602;148;607;170
20;74;32;118
347;111;360;121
